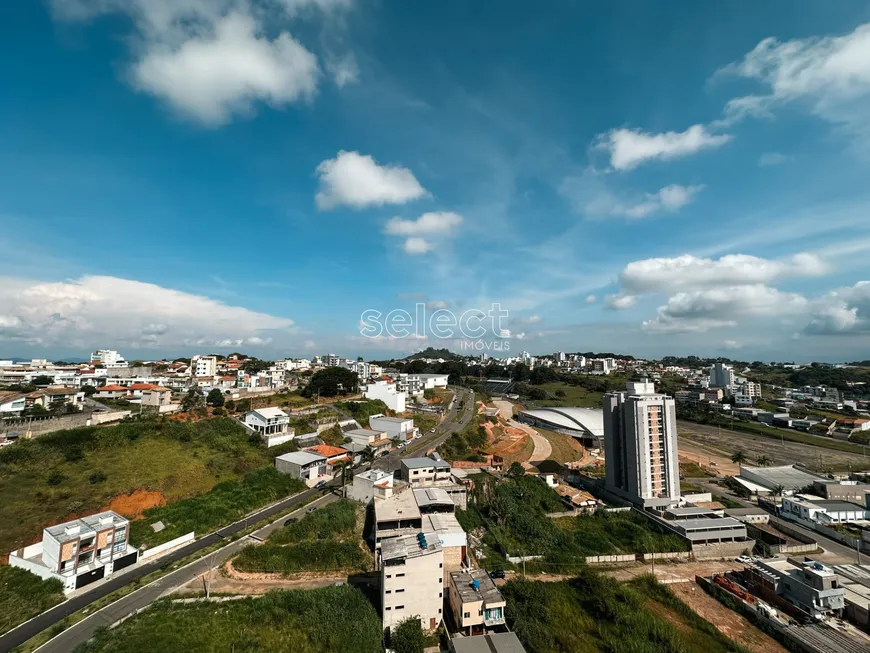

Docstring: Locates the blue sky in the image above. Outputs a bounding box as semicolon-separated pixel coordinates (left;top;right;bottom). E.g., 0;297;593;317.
2;0;870;362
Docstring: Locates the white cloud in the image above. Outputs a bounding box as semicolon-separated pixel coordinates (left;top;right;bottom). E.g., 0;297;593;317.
0;275;293;349
511;315;542;325
303;339;316;349
720;23;870;134
384;211;462;235
316;151;429;210
515;332;527;340
326;53;360;88
560;169;703;219
585;294;597;303
723;339;743;350
620;252;827;294
402;237;434;255
805;281;870;334
50;0;346;126
642;285;808;333
596;124;731;171
425;300;449;310
758;152;791;166
134;13;318;125
605;294;637;310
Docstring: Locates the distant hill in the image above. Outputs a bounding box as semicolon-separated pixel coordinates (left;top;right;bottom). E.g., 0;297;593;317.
403;347;464;361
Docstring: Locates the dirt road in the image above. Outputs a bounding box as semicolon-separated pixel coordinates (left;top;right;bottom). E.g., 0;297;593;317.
510;419;552;466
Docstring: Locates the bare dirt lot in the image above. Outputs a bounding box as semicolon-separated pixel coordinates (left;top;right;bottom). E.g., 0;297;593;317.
102;489;166;518
678;421;864;472
669;582;788;653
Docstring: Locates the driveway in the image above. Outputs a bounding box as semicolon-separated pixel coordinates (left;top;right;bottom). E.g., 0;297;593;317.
509;419;552;466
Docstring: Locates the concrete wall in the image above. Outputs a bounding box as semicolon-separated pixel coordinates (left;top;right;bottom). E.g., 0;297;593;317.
1;410;130;437
140;532;195;560
693;540;754;560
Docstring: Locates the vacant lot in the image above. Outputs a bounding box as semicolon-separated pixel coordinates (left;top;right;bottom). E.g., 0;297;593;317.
535;427;585;464
530;382;603;408
231;500;371;575
0;418;297;552
503;573;749;653
0;566;65;636
73;585;382;653
678;421;863;473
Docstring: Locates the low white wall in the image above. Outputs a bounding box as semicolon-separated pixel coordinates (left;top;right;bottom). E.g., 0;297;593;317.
264;432;295;448
140;532;195;560
91;410;132;425
585;554;636;564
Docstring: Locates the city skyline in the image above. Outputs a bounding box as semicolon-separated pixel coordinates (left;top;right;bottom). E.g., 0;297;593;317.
2;2;870;360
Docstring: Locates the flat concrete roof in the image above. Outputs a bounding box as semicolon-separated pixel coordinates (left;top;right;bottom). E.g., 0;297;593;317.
381;530;441;561
450;568;504;605
374;489;421;522
449;632;527;653
403;455;451;470
275;451;326;466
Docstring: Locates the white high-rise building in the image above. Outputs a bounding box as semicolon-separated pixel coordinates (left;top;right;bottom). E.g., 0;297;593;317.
603;381;679;508
323;353;341;367
191;355;217;378
709;362;735;389
90;350;128;368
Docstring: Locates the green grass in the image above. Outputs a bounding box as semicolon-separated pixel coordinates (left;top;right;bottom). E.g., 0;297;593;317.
503;572;749;653
232;500;371;574
535;428;585;464
0;418;300;553
529;382;604;408
129;466;306;548
713;494;743;509
0;566;65;636
551;511;689;558
70;585;383;653
679;461;715;478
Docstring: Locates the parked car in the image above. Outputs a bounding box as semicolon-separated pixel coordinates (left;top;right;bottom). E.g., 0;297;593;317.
283;517;298;527
429;428;436;433
735;555;753;564
489;570;506;579
315;480;328;489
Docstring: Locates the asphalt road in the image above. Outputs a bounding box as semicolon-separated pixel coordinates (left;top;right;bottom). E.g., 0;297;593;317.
0;486;330;653
4;386;476;653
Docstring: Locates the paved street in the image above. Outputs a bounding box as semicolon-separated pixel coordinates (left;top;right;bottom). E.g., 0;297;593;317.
0;486;330;653
4;386;475;653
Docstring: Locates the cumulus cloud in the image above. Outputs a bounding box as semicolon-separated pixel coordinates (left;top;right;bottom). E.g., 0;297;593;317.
620;252;827;294
402;237;434;255
585;294;597;303
326;53;360;87
0;275;292;350
50;0;347;125
596;124;731;171
805;281;870;334
316;151;428;210
384;211;462;235
723;339;743;350
642;285;808;333
605;294;637;310
720;22;870;134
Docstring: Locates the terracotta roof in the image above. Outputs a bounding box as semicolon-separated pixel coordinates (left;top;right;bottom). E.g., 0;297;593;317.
128;383;161;390
97;384;127;392
143;386;171;393
306;444;349;458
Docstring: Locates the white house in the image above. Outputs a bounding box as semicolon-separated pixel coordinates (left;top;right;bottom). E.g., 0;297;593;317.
0;391;27;415
370;414;417;441
245;407;294;447
364;379;406;412
349;468;396;504
191;355;218;378
275;451;327;485
781;495;870;526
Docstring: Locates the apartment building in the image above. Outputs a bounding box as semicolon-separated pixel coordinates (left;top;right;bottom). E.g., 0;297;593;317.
603;380;679;508
709;362;735;389
323;353;342;367
90;350;128;368
191;355;218;378
9;511;137;593
381;531;444;634
401;453;452;485
140;386;173;407
244;407;291;437
369;414;417;441
363;378;406;412
448;569;507;636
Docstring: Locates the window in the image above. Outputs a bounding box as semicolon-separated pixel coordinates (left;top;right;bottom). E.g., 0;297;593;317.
439;592;442;598
395;605;404;610
385;574;391;579
438;577;442;583
385;590;391;594
479;609;484;616
464;612;470;618
396;589;404;593
439;563;443;568
396;573;405;577
438;608;442;614
385;607;392;611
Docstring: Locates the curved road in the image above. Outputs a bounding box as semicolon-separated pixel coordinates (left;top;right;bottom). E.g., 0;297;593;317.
2;386;476;653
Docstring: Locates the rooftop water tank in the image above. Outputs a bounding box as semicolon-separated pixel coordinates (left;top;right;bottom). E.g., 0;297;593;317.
471;579;480;591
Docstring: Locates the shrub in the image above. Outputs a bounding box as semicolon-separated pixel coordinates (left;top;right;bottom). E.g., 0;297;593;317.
47;470;64;486
89;471;107;484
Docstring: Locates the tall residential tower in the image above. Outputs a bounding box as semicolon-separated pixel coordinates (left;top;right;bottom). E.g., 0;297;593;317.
603;380;679;508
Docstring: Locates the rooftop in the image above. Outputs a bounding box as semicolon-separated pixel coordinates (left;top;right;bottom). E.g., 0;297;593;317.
275;451;326;466
46;511;127;540
344;428;384;438
449;633;527;653
519;407;604;437
380;530;441;561
306;444;349;458
413;487;455;508
370;415;412;424
426;512;466;538
741;465;821;491
374;488;421;522
403;454;451;470
450;569;505;605
250;407;288;419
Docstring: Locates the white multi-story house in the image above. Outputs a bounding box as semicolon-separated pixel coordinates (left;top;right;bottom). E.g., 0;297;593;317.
349;468;396;504
191;355;218;378
275;451;327;485
323;354;342;367
603;381;680;508
380;530;444;634
364;379;406;412
245;407;294;446
90;350;128;368
370;414;417;441
9;511;137;593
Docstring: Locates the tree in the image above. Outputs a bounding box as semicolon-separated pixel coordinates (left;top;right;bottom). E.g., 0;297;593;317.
320;424;346;447
302;367;358;398
181;387;205;412
771;484;785;500
389;616;425;653
730;450;747;472
206;388;225;407
81;385;97;396
32;375;53;387
506;461;526;481
360;446;376;465
755;455;771;467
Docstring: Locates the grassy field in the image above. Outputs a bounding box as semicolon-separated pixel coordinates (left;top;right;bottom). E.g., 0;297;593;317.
0;418;299;552
505;573;748;653
71;585;383;653
536;428;585;464
680;461;715;478
0;566;65;636
529;382;604;408
232;500;371;574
